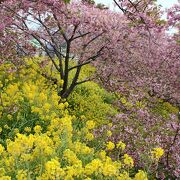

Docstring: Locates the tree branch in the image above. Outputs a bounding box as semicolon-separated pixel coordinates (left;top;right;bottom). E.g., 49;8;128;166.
83;31;104;49
72;31;91;40
68;46;105;71
53;13;68;42
75;78;91;85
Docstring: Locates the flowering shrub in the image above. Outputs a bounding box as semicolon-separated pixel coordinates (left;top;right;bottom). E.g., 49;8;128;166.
0;60;149;179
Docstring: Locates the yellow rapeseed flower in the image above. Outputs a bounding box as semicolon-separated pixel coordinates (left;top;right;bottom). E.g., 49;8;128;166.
118;172;131;180
116;141;126;151
7;114;13;120
108;123;113;127
85;159;102;175
44;158;65;178
151;147;164;161
4;124;10;129
134;170;148;180
0;144;4;155
102;163;118;176
34;125;42;133
123;154;134;167
0;176;12;180
63;149;81;165
43;103;51;112
99;150;106;160
107;130;112;137
14;128;19;134
24;127;31;133
86;120;96;129
16;170;27;180
106;141;115;151
85;133;94;141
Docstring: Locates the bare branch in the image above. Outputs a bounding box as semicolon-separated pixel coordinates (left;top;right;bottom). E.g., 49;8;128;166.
72;31;91;41
68;46;105;71
53;13;68;42
83;31;104;49
70;24;79;40
75;78;91;85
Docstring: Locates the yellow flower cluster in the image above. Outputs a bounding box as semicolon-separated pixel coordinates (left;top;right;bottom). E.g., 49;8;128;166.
84;156;121;177
86;120;96;129
34;125;42;133
151;147;164;161
134;170;148;180
123;154;134;167
117;141;126;151
106;141;115;150
0;60;148;179
41;158;65;179
107;130;112;137
0;144;4;155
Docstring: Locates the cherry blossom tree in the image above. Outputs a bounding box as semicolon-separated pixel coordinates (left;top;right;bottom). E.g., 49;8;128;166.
93;0;180;108
0;0;118;98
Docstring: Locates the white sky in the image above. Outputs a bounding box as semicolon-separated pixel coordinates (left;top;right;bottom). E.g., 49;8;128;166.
95;0;179;10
